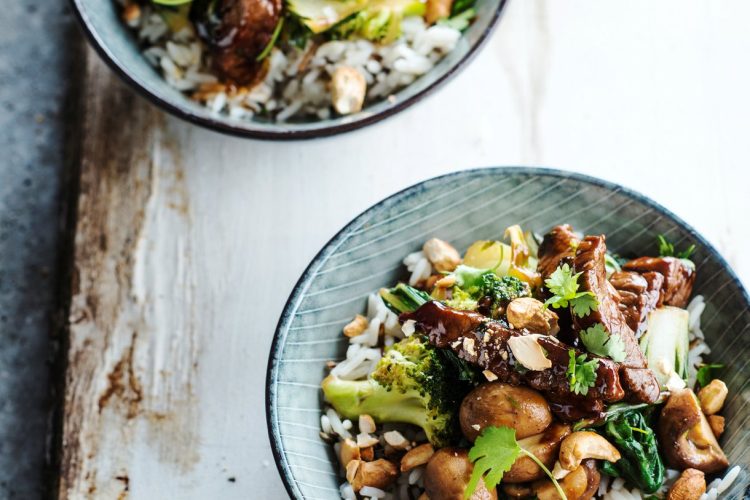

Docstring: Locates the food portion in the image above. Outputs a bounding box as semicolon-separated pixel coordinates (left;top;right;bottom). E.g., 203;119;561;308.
116;0;479;122
319;225;738;499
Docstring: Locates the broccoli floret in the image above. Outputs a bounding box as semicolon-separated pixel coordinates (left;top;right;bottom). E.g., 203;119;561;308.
321;336;469;447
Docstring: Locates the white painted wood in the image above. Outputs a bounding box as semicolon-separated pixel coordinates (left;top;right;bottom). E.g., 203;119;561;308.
64;1;750;498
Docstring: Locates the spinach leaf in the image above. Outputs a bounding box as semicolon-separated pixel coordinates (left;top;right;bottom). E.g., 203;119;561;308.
599;408;665;493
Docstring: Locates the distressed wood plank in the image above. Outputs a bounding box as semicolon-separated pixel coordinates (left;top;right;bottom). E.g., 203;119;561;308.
63;1;750;498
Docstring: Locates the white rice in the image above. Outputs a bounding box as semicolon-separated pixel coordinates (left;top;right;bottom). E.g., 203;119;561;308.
119;4;463;122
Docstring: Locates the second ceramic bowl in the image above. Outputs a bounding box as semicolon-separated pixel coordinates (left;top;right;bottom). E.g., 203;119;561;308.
70;0;507;139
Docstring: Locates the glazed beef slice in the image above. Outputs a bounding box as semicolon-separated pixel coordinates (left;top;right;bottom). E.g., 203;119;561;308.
622;256;695;308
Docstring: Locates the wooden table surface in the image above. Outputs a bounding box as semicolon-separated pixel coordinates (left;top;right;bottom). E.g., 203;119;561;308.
62;1;750;498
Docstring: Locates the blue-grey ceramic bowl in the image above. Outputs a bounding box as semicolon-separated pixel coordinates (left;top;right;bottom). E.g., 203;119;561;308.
267;167;750;498
69;0;507;140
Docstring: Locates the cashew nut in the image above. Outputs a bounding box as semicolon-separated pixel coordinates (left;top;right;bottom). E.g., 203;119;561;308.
697;379;728;415
507;298;560;335
558;431;621;471
422;238;462;272
359;414;376;434
507;334;553;371
707;415;725;438
340;438;360;466
346;459;398;492
331;66;366;115
667;468;706;500
383;430;410;450
343;314;368;337
401;443;435;472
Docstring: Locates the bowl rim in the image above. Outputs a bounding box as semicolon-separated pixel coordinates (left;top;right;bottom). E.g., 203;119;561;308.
68;0;509;141
265;166;750;499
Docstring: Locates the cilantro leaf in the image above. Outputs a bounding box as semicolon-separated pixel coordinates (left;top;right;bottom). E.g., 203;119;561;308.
566;349;598;396
466;426;520;497
696;363;724;388
657;234;696;260
543;264;598;317
580;324;626;362
466;426;568;499
570;292;598;317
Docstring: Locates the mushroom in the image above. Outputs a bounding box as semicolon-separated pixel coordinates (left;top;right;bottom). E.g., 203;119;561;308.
657;388;729;473
697;379;728;415
502;483;534;499
558;432;621;472
423;238;462;272
423;448;497;500
506;298;560;335
533;459;600;500
346;459;398;492
503;423;571;483
459;383;553;442
667;468;706;500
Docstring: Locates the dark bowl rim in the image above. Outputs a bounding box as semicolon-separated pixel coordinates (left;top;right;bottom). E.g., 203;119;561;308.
68;0;509;141
265;166;750;499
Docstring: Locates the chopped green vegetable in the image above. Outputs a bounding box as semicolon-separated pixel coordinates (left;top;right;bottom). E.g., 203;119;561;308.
580;323;626;362
544;264;598;317
599;408;665;494
379;284;430;314
287;0;369;34
445;286;479;311
438;9;475;32
450;0;476;15
256;17;285;61
696;363;724;388
466;426;567;500
657;234;696;261
566;349;598;396
639;307;689;387
322;336;471;446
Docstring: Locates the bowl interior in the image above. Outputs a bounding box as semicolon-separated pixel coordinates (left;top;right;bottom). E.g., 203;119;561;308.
267;168;750;499
72;0;504;138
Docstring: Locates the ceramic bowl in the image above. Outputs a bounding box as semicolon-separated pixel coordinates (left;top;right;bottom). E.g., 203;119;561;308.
266;167;749;498
69;0;507;140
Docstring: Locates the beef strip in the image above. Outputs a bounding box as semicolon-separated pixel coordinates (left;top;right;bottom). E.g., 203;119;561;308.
192;0;282;85
622;256;696;308
609;270;664;337
573;236;661;404
401;301;625;421
537;224;580;279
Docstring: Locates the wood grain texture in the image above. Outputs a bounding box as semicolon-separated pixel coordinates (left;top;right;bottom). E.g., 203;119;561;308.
63;1;750;498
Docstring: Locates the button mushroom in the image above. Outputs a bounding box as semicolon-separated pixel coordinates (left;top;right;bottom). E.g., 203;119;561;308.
503;423;572;483
657;388;729;473
533;459;600;500
667;468;706;500
506;298;560;335
459;383;553;442
423;448;497;500
558;432;621;472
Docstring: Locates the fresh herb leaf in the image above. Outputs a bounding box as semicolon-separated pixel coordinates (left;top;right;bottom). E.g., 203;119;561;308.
544;264;598;317
437;8;475;31
466;426;567;499
696;363;724;388
566;349;598;396
657;235;696;260
256;16;285;61
580;324;626;362
379;284;430;314
599;407;665;493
